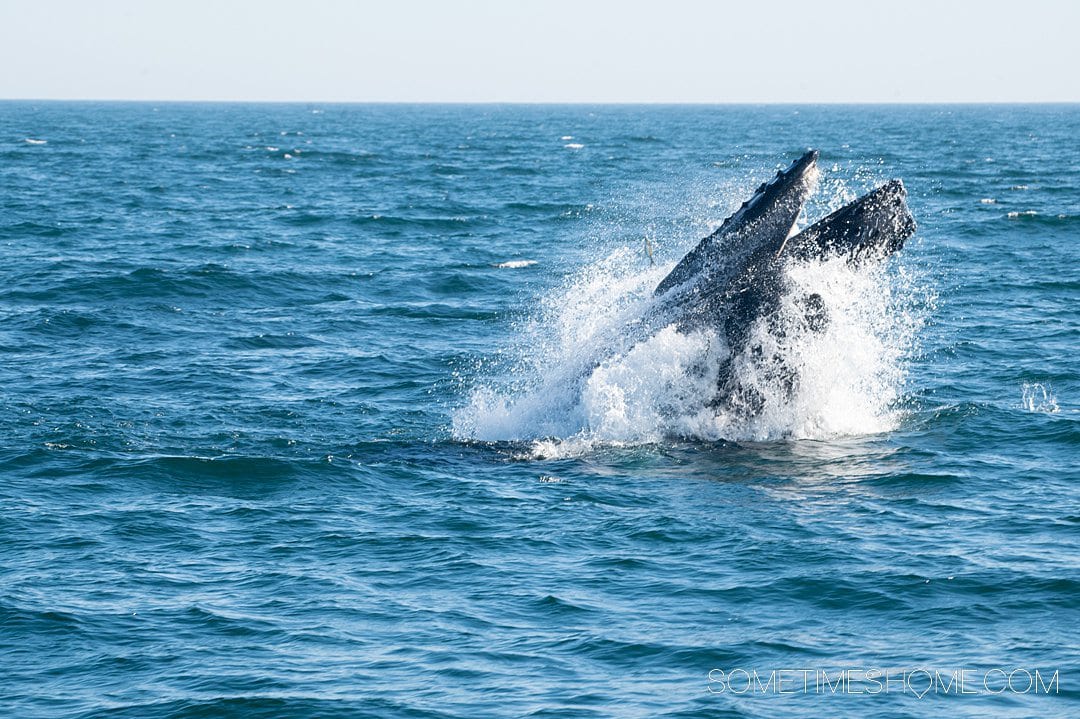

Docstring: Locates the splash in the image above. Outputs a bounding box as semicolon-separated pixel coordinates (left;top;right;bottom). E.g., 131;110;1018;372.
1021;383;1059;413
453;185;928;457
711;256;925;442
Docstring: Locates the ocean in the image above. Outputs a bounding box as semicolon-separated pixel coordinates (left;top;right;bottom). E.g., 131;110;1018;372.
1;102;1077;718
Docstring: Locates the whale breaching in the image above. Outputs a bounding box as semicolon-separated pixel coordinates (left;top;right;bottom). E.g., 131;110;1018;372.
635;149;917;416
457;148;919;442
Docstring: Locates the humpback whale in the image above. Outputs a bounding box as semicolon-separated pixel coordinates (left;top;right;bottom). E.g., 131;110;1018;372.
636;149;917;415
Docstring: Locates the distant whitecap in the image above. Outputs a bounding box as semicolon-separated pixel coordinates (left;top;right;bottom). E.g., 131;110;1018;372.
493;260;537;269
564;143;584;150
24;138;47;145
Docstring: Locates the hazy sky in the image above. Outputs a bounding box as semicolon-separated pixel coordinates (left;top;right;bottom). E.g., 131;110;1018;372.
2;0;1078;103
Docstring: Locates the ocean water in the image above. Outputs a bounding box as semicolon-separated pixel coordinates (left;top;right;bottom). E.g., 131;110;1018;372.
1;102;1077;718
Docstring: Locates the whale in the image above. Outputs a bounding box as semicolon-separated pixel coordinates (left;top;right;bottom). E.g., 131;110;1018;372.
642;149;917;414
530;149;917;422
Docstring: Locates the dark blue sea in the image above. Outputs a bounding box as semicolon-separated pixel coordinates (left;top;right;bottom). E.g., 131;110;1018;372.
1;103;1077;718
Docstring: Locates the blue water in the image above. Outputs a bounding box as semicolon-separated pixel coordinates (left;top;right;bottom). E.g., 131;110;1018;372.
1;103;1077;718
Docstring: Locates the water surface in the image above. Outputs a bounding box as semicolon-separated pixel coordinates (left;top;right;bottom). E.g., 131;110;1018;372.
1;102;1077;718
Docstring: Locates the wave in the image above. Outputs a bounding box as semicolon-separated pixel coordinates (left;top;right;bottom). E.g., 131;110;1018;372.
1;265;344;307
348;214;481;230
492;260;537;269
1003;211;1080;226
282;148;383;165
502;201;586;215
222;333;325;350
3;220;70;237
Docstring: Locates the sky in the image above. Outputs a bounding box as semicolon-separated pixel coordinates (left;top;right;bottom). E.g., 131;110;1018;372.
2;0;1078;103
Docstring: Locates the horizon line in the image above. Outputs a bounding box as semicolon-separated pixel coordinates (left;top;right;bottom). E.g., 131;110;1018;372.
3;98;1080;106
